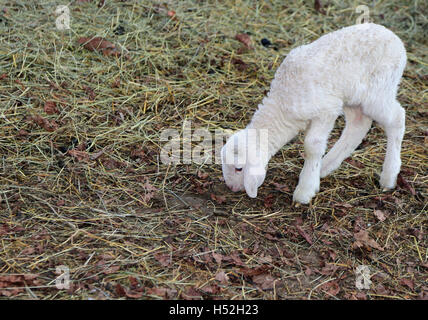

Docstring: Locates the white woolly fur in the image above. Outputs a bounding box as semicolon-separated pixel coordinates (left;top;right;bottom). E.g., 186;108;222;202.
221;23;407;203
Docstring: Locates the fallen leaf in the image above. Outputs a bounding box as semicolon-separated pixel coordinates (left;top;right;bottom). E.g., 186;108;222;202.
182;287;203;300
146;287;177;299
44;101;59;115
263;194;275;209
353;230;384;251
115;283;126;296
345;158;365;169
90;149;105;160
356;292;367;300
212;252;223;265
296;225;313;245
210;193;226;204
21;247;36;255
67;149;90;162
272;182;289;192
228;251;244;266
235;33;253;49
239;265;272;277
397;173;416;196
375;283;389;295
0;274;41;297
83;86;96;100
31;115;58;132
314;0;326;15
317;263;339;276
103;265;120;274
200;284;221;294
215;271;229;284
128;276;139;288
17;129;29;137
125;290;144;299
252;273;275;290
154;252;172;267
374;210;387;222
231;57;248;71
322;280;340;296
141;178;157;203
77;37;121;57
400;278;414;290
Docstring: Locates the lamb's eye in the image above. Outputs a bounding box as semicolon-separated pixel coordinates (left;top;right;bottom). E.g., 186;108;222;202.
235;167;243;172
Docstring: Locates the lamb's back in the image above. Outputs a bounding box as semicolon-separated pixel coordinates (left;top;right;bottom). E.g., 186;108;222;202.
271;23;406;111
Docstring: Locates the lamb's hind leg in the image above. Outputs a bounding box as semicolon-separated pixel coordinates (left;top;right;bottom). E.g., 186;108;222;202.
293;115;336;204
321;106;372;178
375;101;405;190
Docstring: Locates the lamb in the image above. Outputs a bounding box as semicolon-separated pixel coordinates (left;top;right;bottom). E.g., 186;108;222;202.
221;23;407;204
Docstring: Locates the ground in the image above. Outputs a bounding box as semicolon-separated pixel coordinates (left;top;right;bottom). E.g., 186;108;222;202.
0;0;426;300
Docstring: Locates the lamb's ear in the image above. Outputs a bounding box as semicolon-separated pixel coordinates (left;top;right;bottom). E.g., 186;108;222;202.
244;164;266;198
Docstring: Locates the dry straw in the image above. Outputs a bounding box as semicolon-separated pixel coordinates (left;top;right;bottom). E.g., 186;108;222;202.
0;0;426;299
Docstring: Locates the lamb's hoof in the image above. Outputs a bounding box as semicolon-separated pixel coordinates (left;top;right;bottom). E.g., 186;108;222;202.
379;173;397;191
293;187;315;204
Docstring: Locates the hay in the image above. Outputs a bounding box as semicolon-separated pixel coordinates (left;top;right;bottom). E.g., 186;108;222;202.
0;0;426;299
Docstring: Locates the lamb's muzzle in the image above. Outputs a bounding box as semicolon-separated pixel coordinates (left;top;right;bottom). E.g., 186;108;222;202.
221;23;407;203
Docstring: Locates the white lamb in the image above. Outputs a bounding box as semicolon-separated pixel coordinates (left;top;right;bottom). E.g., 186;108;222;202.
221;23;407;204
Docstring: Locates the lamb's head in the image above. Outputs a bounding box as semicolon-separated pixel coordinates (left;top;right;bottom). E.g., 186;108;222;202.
221;129;267;198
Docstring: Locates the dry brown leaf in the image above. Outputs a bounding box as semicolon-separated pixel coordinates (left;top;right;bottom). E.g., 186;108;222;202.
182;287;203;300
31;115;58;132
115;283;126;296
212;252;223;265
252;273;275;290
67;149;90;162
397;173;416;196
210;193;226;204
103;265;120;274
314;0;326;15
400;278;414;290
215;271;229;284
0;274;41;297
272;182;290;192
235;33;253;49
353;230;384;251
231;57;249;71
146;287;177;299
296;225;313;245
154;252;172;267
374;210;387;222
322;280;340;296
263;194;275;209
77;37;121;57
200;284;221;294
44;101;59;115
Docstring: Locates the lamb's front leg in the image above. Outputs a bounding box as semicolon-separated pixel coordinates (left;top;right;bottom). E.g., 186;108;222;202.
293;117;336;204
